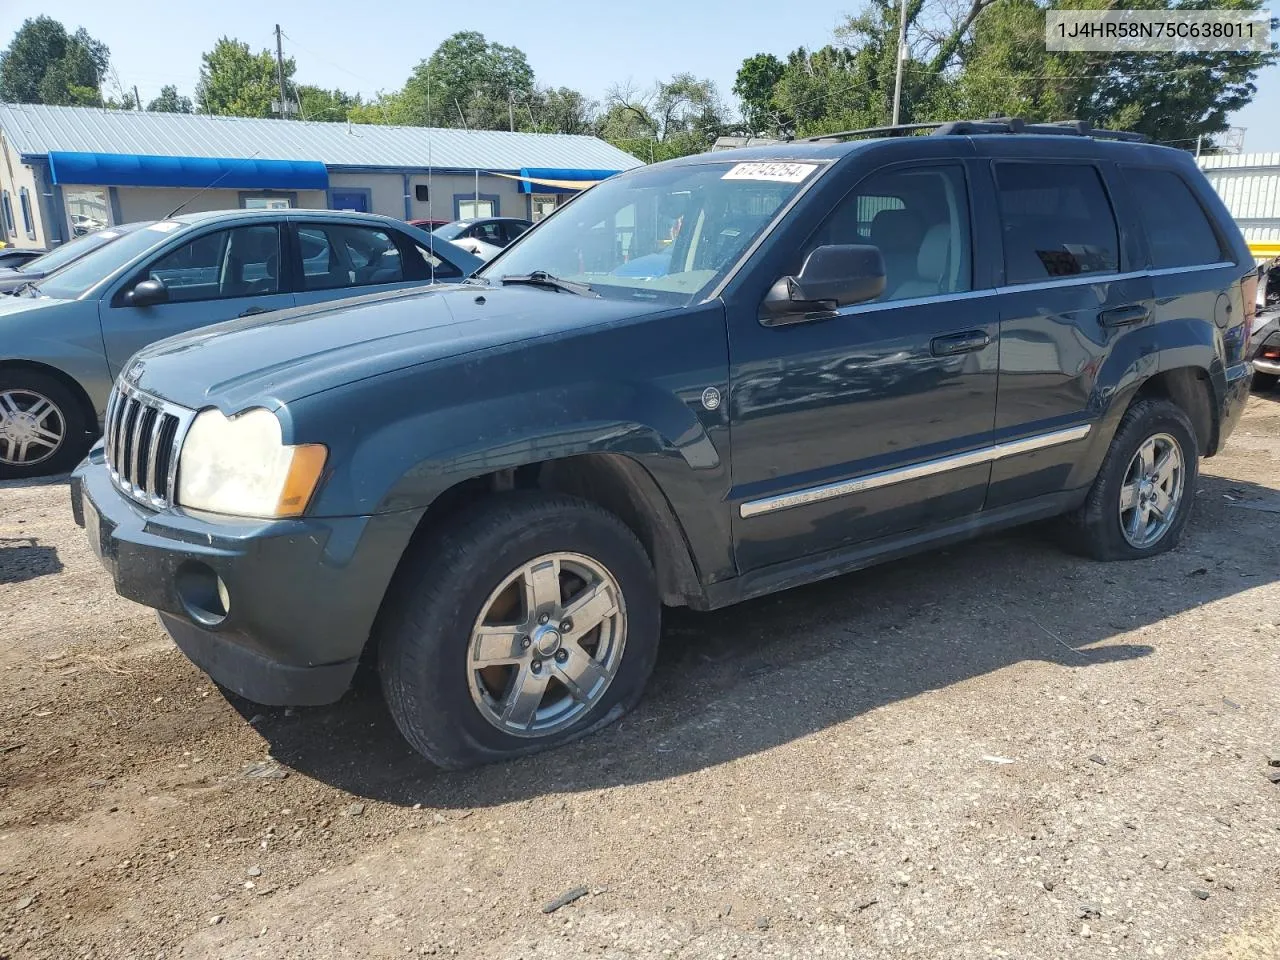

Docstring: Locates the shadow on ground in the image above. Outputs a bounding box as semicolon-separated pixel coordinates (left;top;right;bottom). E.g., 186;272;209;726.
0;537;63;585
232;472;1280;808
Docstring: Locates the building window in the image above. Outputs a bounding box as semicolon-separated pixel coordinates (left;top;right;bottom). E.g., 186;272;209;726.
531;194;558;222
18;187;35;240
64;186;111;237
454;193;499;219
239;192;296;210
1;190;14;236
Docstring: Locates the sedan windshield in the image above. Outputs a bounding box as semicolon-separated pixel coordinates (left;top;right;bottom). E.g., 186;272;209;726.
479;160;825;303
30;222;172;300
16;225;139;274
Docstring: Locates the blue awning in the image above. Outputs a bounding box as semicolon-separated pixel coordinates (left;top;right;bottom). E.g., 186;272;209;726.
48;152;329;190
516;167;621;194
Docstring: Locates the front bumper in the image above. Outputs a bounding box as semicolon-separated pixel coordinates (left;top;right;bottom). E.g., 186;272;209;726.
71;447;420;705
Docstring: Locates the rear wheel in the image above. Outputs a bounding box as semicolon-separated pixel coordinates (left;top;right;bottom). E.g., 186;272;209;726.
0;371;91;480
1062;398;1198;561
377;493;660;769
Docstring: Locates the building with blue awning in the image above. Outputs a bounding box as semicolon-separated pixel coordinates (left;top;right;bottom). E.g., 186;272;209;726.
0;103;640;249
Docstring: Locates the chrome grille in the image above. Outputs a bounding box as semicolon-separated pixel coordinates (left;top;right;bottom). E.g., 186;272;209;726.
103;382;194;509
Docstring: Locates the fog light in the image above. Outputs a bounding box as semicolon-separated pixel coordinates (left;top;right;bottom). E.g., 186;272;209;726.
175;561;231;626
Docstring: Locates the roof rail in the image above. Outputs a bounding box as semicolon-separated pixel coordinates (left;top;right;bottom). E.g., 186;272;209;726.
798;117;1149;144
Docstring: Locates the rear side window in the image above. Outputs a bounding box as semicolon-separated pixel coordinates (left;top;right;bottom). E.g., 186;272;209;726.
297;224;405;291
1122;167;1225;269
995;163;1119;284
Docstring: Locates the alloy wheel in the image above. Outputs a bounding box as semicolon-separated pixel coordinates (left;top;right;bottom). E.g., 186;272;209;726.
1118;432;1184;549
0;389;66;466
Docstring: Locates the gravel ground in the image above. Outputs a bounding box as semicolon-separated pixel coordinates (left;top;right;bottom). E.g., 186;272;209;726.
2;396;1279;960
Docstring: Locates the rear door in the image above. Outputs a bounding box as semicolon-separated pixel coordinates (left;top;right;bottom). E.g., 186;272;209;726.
290;220;464;309
101;221;294;377
986;158;1155;508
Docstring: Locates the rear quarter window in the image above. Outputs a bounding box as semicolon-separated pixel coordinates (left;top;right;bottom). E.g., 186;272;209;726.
1121;167;1226;269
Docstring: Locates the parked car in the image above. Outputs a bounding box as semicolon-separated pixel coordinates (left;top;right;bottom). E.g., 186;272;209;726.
0;210;481;478
433;217;533;261
0;246;46;269
0;223;151;296
72;119;1253;769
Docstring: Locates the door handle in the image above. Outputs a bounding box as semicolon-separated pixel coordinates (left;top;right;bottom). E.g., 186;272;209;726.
238;306;269;318
930;331;990;356
1098;304;1149;327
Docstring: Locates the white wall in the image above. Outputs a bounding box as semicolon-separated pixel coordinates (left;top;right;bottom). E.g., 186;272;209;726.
116;187;327;223
407;173;528;222
0;152;46;249
328;173;404;218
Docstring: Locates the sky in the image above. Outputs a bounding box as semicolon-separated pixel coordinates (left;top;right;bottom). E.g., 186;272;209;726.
3;0;1278;153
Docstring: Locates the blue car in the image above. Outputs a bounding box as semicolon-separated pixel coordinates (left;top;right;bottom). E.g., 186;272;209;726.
0;209;481;478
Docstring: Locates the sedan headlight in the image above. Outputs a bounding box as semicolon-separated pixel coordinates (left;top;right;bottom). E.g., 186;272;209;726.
177;408;327;518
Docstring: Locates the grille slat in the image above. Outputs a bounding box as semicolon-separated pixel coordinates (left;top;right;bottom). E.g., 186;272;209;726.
103;382;193;509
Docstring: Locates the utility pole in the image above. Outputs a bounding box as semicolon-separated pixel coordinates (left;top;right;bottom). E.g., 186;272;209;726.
274;24;288;119
133;85;141;111
891;0;908;126
509;91;515;132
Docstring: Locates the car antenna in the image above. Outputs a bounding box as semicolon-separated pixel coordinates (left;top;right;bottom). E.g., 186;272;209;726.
164;150;262;218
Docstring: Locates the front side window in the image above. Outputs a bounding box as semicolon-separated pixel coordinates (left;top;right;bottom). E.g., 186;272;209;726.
483;160;825;304
472;221;503;245
297;224;404;291
995;163;1119;284
801;164;972;302
1122;167;1226;269
18;187;35;240
143;224;281;303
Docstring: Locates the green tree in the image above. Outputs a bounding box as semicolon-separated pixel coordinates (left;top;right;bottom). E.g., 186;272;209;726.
297;85;361;121
0;17;109;105
601;74;731;159
195;37;295;118
522;86;598;135
394;31;536;129
734;53;788;135
147;84;194;114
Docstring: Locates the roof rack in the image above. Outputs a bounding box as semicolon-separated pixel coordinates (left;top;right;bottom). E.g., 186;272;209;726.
799;117;1149;144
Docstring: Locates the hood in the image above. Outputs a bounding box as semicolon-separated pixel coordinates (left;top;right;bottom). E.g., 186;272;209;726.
0;269;46;294
129;284;667;413
0;290;72;319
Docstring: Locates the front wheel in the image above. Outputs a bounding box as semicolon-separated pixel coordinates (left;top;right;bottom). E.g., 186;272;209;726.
0;371;91;480
1063;398;1198;561
377;493;661;769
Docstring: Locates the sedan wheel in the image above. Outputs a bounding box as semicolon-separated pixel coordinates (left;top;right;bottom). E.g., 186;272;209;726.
0;388;66;467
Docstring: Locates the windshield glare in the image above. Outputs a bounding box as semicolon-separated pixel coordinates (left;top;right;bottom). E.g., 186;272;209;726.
479;161;822;303
33;222;172;300
21;226;128;274
432;223;467;240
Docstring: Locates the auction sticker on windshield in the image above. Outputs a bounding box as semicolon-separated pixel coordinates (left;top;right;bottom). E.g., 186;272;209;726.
722;162;818;183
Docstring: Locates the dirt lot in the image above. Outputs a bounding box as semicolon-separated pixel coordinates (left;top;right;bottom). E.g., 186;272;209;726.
2;397;1279;960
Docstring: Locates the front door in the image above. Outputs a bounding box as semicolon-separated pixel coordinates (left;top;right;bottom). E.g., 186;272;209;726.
728;162;1000;572
100;222;295;377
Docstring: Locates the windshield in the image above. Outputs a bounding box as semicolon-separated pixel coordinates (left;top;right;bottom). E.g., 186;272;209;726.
432;222;468;240
18;223;142;274
479;160;824;303
32;221;177;300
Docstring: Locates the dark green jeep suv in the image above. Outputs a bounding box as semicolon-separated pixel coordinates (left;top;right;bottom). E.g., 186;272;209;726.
72;120;1255;768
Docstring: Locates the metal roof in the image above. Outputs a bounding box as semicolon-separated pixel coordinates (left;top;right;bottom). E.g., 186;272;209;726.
0;102;642;173
1199;153;1280;221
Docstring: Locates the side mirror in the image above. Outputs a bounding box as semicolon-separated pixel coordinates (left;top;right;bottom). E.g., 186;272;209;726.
126;278;169;307
760;244;886;325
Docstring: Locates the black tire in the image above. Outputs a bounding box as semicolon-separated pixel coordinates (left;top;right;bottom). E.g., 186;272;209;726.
1251;371;1278;392
0;370;92;481
377;492;661;769
1062;398;1199;561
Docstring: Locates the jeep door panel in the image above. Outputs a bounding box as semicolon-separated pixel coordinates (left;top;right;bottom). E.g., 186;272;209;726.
725;158;999;572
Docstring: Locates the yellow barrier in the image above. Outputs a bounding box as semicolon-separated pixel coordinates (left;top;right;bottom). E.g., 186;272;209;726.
1248;241;1280;259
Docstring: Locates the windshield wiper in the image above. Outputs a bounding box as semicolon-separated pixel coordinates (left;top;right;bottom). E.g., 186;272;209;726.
499;271;597;297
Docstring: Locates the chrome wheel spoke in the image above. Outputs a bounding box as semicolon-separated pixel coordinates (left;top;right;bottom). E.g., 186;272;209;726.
471;626;526;666
500;666;550;730
25;397;52;421
0;393;19;418
555;645;611;703
1137;438;1156;474
562;582;618;640
1152;448;1176;486
1119;482;1139;511
522;557;562;615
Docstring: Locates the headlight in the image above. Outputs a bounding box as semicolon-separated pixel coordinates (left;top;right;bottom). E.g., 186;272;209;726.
177;408;327;518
